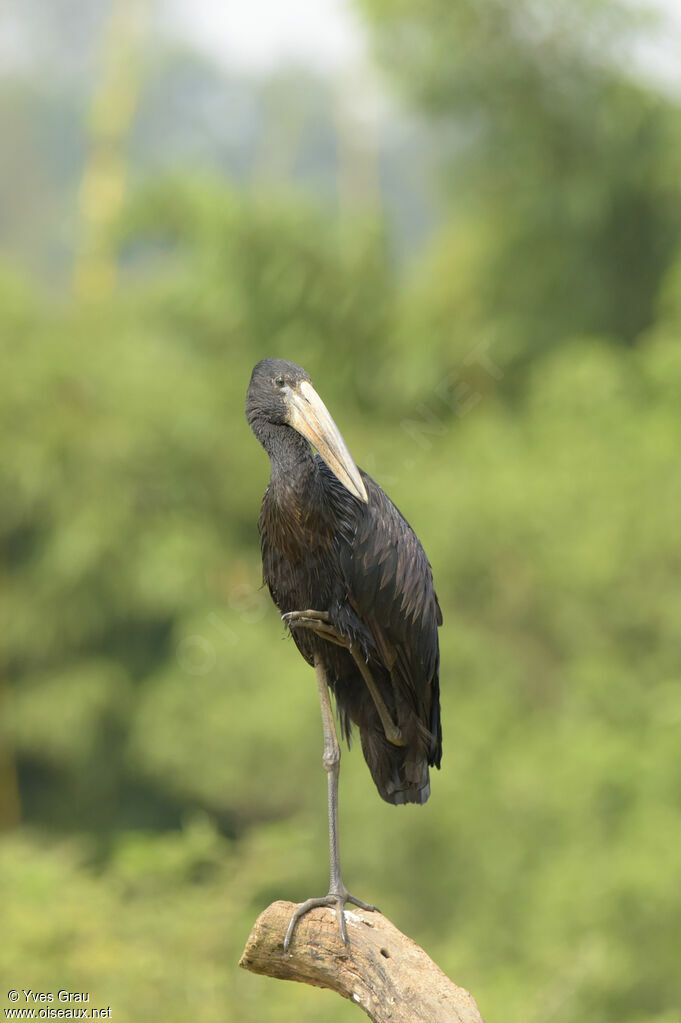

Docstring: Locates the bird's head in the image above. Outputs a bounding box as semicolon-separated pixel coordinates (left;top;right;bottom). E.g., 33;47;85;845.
246;358;368;503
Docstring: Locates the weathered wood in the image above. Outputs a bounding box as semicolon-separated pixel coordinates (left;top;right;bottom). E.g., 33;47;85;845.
239;900;485;1023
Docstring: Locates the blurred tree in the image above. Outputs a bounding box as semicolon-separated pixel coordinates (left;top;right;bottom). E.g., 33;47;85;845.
359;0;681;379
117;175;394;408
74;0;151;301
0;674;21;829
0;13;441;286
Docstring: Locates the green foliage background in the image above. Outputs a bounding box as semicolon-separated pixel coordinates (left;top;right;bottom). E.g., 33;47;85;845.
1;2;680;1021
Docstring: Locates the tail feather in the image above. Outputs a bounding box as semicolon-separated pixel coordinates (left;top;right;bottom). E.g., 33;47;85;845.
360;727;431;805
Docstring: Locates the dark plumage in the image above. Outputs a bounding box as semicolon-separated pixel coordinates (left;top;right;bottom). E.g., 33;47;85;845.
247;358;442;805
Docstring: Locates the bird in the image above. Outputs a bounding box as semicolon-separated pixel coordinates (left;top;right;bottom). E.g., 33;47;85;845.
246;358;442;950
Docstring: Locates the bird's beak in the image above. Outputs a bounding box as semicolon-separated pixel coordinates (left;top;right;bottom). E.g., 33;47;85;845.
288;381;368;503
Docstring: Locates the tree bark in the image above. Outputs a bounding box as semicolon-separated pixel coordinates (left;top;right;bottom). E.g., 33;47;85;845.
239;900;485;1023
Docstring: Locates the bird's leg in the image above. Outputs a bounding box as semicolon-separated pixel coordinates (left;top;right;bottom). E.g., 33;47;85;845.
346;646;406;748
283;658;376;952
283;611;405;747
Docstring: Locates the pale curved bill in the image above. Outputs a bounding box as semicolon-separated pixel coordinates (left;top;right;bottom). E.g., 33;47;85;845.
288;380;368;503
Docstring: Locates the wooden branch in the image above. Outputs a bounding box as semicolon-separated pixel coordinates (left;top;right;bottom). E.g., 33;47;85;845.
239;900;485;1023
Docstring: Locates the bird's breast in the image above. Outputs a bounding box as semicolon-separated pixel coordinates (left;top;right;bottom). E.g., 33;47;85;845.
259;490;344;618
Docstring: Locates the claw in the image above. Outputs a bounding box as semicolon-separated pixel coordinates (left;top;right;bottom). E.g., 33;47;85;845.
346;894;378;913
283;609;331;624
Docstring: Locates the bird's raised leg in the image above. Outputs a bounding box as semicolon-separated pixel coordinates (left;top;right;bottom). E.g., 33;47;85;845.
283;657;376;952
282;609;348;646
283;611;405;747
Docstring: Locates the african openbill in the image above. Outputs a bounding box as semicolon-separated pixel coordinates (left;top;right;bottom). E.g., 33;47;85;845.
246;358;442;949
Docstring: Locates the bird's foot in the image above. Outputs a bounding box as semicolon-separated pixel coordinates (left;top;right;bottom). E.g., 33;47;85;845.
283;887;377;952
282;610;350;648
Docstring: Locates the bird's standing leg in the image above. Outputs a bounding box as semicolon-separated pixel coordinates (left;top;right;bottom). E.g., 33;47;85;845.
283;657;376;952
283;611;405;747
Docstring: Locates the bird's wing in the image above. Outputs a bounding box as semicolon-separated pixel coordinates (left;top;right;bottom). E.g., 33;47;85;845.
337;469;442;762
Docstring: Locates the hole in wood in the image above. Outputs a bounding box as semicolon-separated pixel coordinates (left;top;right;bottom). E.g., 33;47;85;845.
380;948;390;958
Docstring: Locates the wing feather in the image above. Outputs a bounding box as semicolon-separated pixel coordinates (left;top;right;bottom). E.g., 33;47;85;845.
338;469;442;765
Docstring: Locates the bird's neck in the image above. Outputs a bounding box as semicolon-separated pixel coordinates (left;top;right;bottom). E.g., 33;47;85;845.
259;422;319;500
257;421;358;554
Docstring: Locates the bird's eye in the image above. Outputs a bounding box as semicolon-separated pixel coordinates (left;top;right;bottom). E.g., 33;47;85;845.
274;376;286;388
